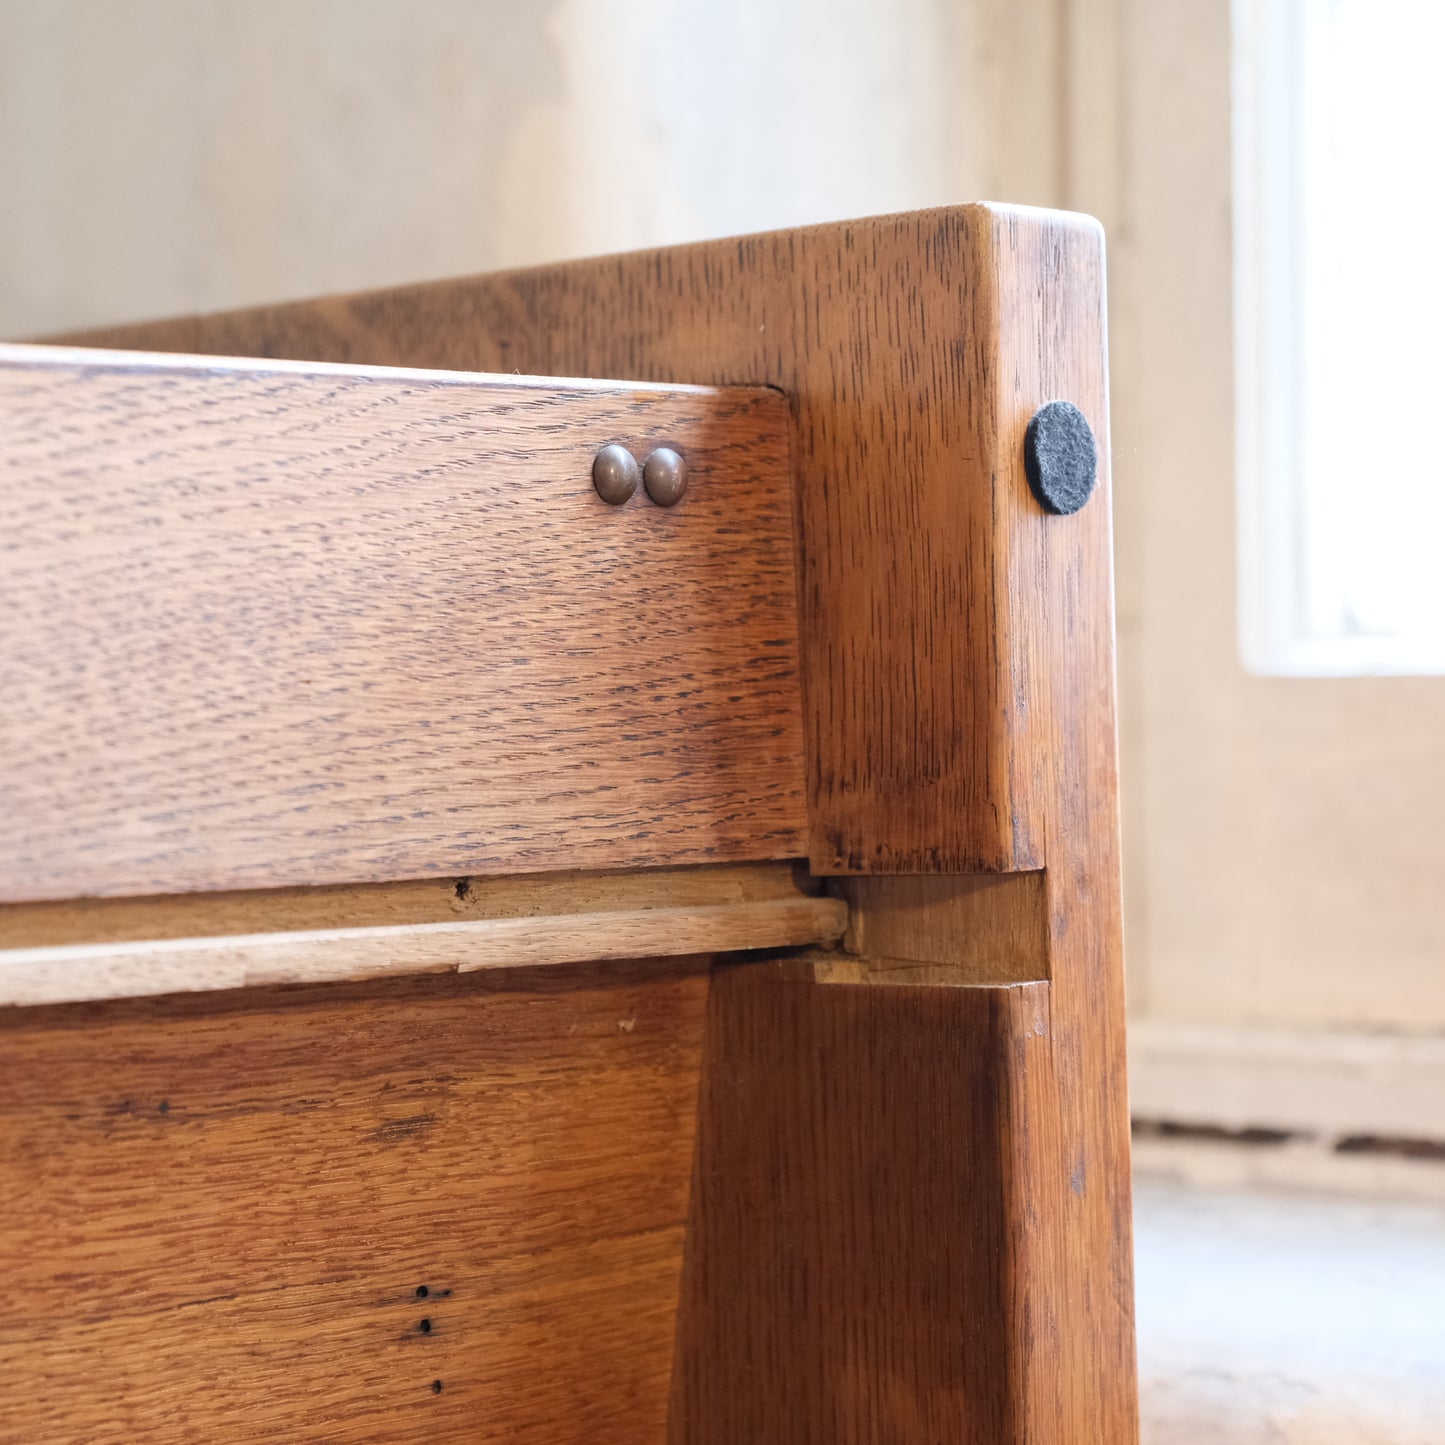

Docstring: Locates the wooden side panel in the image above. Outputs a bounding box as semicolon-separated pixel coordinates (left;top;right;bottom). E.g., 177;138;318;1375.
670;963;1048;1445
0;960;709;1444
57;210;1038;875
0;347;804;901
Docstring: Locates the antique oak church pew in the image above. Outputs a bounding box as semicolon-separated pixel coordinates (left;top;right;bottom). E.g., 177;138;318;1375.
0;204;1137;1443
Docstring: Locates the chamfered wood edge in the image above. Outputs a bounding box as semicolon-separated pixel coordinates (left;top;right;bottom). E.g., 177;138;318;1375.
0;339;727;395
985;204;1138;1442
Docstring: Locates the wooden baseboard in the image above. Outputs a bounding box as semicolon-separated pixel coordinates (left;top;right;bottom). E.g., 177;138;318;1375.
1129;1016;1445;1201
1129;1017;1445;1138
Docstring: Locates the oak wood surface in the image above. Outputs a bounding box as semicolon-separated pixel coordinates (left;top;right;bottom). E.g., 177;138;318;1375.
62;211;1041;876
51;204;1138;1442
989;209;1135;1445
0;894;845;1006
832;871;1049;985
0;345;804;902
0;959;709;1444
672;962;1048;1444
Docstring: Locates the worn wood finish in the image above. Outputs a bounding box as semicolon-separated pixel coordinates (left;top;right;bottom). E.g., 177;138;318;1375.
0;894;846;1006
52;205;1137;1441
0;345;803;902
0;959;709;1444
671;962;1050;1444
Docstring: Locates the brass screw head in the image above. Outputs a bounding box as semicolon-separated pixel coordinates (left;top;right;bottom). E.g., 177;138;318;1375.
643;447;687;507
592;444;639;504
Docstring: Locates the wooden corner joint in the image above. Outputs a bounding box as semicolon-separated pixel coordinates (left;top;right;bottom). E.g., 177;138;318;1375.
817;869;1052;986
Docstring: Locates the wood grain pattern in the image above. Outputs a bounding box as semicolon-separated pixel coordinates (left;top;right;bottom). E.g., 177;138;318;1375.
830;871;1049;984
52;204;1137;1441
0;894;846;1006
61;209;1040;875
988;207;1136;1445
0;959;710;1444
671;961;1050;1444
0;345;804;902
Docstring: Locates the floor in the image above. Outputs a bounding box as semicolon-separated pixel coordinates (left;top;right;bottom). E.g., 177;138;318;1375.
1135;1178;1445;1443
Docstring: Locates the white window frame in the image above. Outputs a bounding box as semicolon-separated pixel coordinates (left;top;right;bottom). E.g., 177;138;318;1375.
1233;0;1445;677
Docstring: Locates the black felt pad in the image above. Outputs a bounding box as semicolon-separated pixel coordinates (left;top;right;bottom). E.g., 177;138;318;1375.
1024;400;1098;515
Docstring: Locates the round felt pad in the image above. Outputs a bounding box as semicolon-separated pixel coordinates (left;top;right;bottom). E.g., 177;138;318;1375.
1024;400;1098;515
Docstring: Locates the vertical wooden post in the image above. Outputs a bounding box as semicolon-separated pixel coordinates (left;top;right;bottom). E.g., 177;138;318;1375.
670;208;1134;1443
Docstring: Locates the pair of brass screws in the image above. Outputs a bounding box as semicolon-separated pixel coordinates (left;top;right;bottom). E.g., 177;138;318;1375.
592;445;687;507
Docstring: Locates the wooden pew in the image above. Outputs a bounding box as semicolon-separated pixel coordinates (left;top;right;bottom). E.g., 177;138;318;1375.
0;203;1137;1443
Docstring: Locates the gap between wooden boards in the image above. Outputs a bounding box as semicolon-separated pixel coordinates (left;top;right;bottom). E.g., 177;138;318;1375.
0;898;849;1007
827;870;1051;985
0;862;1053;1006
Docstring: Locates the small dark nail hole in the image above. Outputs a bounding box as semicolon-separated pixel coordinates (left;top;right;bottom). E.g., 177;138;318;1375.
454;878;472;901
419;1318;432;1333
415;1285;429;1298
431;1380;444;1394
158;1101;170;1114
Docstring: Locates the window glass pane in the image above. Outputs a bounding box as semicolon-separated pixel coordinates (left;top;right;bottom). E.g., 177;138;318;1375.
1236;0;1445;673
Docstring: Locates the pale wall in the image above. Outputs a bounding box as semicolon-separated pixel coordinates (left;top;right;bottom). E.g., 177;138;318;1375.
0;0;1060;333
1110;1;1445;1030
3;0;1442;1034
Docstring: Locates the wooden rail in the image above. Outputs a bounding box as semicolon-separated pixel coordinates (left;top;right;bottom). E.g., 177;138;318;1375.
0;892;844;1006
0;345;804;902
